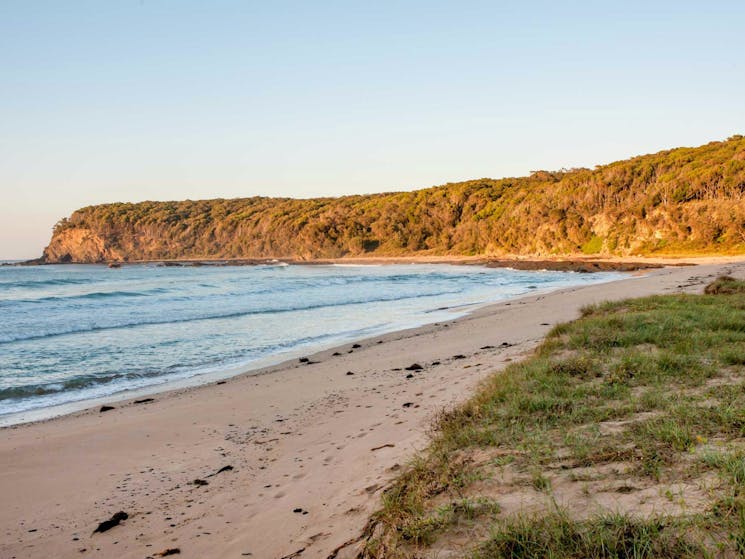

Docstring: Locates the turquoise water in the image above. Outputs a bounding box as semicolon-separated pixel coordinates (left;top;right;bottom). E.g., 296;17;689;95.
0;263;623;418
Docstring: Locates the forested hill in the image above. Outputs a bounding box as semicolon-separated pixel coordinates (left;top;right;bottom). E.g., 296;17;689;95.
41;136;745;263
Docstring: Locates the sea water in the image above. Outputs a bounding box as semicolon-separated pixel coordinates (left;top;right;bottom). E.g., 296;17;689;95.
0;263;624;421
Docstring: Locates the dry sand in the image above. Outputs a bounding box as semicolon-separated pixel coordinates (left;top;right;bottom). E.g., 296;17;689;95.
2;259;745;559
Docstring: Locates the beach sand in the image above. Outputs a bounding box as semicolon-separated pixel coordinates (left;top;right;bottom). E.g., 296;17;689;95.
2;259;745;559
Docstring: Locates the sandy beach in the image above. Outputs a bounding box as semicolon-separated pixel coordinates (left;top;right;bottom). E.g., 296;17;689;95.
2;258;745;559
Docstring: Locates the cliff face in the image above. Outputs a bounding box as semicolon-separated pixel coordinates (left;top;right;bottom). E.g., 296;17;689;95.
41;136;745;263
42;227;123;263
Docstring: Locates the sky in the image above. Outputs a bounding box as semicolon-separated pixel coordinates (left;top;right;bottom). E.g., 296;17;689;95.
1;1;744;259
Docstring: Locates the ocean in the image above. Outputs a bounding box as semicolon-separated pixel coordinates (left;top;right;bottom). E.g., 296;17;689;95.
0;262;624;422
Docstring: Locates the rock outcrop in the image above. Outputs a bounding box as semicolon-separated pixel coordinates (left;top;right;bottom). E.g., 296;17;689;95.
42;227;122;263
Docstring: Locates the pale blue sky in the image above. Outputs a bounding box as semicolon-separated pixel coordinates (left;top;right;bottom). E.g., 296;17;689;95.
1;1;744;259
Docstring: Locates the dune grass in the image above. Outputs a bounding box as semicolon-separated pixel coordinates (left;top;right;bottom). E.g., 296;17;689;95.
362;277;745;558
704;276;745;295
472;512;707;559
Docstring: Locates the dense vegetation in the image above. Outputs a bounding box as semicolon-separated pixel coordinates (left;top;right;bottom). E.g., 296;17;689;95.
359;277;745;558
43;136;745;262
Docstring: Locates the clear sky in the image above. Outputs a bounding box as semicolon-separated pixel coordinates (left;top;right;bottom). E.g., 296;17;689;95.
1;1;744;259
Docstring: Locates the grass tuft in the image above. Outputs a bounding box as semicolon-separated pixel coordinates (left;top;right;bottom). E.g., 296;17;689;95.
704;276;745;295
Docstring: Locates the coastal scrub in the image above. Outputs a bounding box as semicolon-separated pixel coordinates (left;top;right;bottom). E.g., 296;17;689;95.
41;136;745;263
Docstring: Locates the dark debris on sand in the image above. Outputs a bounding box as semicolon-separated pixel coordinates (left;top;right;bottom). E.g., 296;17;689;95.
92;511;128;534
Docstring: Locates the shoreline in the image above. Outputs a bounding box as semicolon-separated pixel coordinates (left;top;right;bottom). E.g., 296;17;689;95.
15;253;709;272
0;266;626;428
2;258;745;559
0;297;493;429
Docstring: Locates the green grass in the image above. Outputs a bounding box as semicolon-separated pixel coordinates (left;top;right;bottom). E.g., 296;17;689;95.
581;235;604;255
362;277;745;558
473;512;708;559
704;276;745;295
